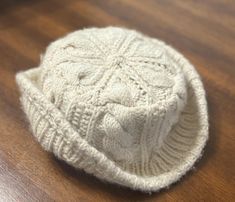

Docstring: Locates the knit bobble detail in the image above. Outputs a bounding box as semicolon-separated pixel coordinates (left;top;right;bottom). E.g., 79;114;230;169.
38;27;189;176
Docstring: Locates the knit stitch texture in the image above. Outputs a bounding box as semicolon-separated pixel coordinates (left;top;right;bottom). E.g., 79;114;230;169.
16;27;208;192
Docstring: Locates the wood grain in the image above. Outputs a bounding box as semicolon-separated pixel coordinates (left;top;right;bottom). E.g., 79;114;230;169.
0;0;235;201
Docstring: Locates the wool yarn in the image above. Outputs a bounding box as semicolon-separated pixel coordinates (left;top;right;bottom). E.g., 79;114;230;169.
16;27;208;192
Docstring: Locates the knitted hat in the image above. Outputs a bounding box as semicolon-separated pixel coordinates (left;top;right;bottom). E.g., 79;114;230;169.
16;27;208;192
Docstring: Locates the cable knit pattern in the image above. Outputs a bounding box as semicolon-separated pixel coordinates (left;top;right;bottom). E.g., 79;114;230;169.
16;27;208;192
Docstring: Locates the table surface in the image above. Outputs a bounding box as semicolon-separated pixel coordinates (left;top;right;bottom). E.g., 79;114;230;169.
0;0;235;201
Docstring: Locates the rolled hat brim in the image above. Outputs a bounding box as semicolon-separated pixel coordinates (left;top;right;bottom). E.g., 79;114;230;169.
16;43;208;192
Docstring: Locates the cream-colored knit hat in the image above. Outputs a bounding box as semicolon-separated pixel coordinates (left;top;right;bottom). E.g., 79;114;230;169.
16;27;208;192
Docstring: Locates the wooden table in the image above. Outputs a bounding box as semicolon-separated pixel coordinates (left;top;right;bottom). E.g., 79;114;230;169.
0;0;234;201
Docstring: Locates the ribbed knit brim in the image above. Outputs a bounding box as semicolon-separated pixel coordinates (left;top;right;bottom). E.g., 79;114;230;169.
16;41;208;192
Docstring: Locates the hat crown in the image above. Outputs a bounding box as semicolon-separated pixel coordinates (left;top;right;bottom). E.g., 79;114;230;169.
40;27;188;175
